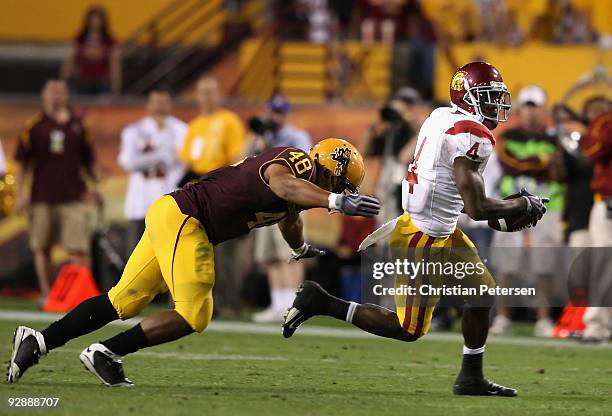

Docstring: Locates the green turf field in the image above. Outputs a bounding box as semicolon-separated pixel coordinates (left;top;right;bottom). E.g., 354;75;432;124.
0;306;610;416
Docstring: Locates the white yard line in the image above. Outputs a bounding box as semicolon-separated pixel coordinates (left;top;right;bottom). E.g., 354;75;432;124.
0;309;609;350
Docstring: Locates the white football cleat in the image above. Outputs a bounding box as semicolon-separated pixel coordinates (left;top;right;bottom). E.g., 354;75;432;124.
7;326;47;383
79;343;133;387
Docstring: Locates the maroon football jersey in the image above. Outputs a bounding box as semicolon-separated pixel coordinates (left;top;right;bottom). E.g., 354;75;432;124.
171;146;317;244
15;111;95;204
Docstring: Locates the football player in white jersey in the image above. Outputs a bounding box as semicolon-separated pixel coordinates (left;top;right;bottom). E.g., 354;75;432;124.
283;62;549;396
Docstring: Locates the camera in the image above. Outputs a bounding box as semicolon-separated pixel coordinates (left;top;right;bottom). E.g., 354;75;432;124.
379;105;405;124
248;116;276;136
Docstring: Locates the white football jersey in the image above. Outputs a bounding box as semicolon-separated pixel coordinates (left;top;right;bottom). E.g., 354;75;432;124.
402;107;495;237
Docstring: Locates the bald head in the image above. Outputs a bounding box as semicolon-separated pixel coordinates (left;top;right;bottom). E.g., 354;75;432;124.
196;76;221;114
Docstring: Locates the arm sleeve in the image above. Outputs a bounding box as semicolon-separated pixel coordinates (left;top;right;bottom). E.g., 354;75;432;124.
448;131;494;165
117;125;168;172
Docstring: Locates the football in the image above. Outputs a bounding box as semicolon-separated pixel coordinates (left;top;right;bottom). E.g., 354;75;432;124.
487;192;531;232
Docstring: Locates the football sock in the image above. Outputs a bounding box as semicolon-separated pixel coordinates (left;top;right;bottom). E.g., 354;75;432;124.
102;324;150;356
41;294;119;351
322;292;350;321
458;345;485;379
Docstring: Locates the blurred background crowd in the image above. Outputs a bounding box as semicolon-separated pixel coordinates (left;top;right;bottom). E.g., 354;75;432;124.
0;0;610;341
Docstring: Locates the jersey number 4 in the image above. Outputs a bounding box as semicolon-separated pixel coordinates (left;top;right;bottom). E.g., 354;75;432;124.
466;143;480;159
405;137;428;193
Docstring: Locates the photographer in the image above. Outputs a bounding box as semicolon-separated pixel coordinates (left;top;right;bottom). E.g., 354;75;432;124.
248;95;312;323
363;87;420;222
247;94;311;155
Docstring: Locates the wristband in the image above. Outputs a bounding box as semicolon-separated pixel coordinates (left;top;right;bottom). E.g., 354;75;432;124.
291;242;308;257
522;196;532;215
328;193;342;210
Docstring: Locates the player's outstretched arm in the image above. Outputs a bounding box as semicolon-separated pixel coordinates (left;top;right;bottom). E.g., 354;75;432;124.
265;163;380;217
278;213;326;261
454;157;527;221
266;163;330;209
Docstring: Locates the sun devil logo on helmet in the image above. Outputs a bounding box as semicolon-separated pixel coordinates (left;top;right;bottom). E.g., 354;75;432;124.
330;147;351;176
451;71;467;91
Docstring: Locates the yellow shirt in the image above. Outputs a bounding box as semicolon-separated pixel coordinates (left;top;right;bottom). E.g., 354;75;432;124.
179;109;246;175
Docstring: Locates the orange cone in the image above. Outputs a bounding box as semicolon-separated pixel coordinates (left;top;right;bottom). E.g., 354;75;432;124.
552;305;586;339
43;264;101;312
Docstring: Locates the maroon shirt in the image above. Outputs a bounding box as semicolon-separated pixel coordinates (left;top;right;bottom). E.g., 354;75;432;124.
75;34;115;82
15;111;94;204
171;146;317;245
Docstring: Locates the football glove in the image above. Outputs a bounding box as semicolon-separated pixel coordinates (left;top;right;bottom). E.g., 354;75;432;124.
328;193;380;217
520;188;549;227
289;243;326;262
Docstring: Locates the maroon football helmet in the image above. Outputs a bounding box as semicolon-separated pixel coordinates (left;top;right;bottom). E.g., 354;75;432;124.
449;61;511;124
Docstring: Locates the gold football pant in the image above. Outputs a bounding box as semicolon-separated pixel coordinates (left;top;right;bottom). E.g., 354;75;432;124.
390;213;496;338
108;196;214;332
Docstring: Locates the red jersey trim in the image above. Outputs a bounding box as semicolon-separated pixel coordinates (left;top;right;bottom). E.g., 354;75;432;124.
445;120;495;146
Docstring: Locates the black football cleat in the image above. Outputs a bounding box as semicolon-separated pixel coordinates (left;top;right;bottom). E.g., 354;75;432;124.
79;343;134;387
453;376;518;397
282;281;328;338
7;326;47;383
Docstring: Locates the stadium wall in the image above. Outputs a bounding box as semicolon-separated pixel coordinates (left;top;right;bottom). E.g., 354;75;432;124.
435;43;612;107
0;0;173;42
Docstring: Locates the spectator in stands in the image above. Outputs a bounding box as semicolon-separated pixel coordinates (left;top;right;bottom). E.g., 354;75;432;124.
570;0;612;47
362;87;420;223
579;95;612;342
61;6;121;95
118;88;187;256
299;0;336;44
14;79;99;304
403;0;437;99
178;75;247;318
250;95;312;322
490;85;565;337
501;0;545;42
359;0;409;45
555;98;601;249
